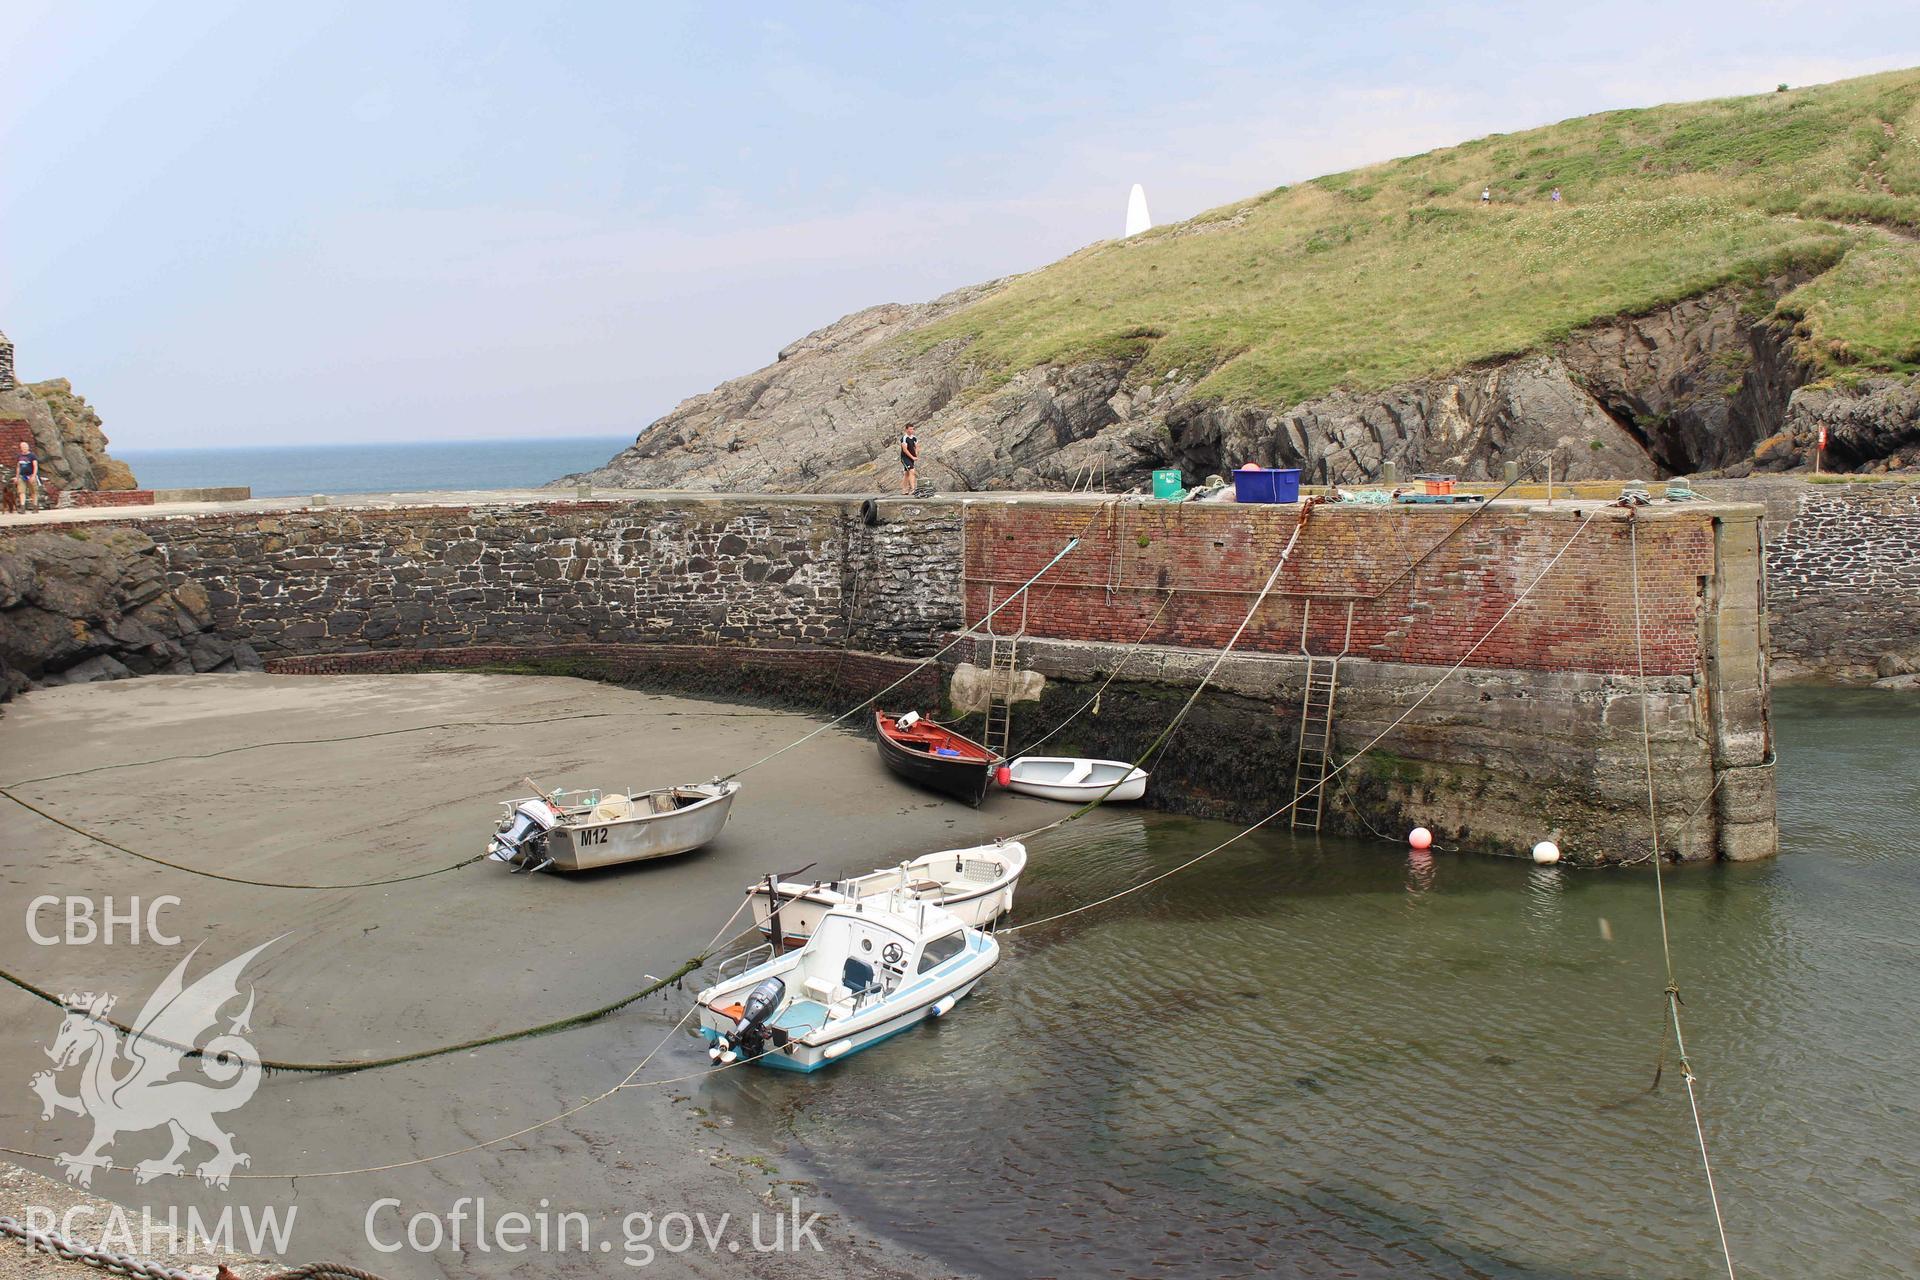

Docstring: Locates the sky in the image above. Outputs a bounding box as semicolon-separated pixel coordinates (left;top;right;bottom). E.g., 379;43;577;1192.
2;3;1916;449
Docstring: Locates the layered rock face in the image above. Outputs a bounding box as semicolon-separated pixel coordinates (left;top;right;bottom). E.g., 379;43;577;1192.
0;378;139;492
561;275;1902;494
0;527;261;699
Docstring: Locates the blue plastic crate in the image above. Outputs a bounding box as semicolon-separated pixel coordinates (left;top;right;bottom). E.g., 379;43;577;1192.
1231;467;1301;504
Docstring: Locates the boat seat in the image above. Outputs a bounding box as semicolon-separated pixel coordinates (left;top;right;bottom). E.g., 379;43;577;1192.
1063;761;1095;785
906;878;944;895
803;976;838;1001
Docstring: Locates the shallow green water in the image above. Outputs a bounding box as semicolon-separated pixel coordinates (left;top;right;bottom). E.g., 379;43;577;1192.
709;687;1920;1277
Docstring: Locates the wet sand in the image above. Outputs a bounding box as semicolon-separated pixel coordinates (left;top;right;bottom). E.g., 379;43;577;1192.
0;673;1049;1277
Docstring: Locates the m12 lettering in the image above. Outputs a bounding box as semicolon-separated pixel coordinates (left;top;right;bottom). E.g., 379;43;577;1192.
579;827;609;846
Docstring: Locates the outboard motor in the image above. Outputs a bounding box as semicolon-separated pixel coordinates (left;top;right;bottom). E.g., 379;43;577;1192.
709;976;786;1064
488;800;558;873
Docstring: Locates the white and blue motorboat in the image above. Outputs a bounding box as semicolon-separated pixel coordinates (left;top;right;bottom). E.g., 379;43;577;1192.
695;896;998;1073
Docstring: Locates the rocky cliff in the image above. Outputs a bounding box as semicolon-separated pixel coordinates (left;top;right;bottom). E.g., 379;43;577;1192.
563;69;1920;494
0;378;138;492
0;527;260;700
564;273;1905;494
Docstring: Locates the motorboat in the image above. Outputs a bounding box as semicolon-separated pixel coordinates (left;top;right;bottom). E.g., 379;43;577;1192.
696;895;998;1072
999;756;1148;804
487;779;739;873
746;840;1026;945
874;710;995;806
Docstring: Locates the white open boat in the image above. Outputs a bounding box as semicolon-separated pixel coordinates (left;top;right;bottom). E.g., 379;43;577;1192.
697;895;998;1072
1001;757;1147;803
746;840;1026;944
487;780;739;873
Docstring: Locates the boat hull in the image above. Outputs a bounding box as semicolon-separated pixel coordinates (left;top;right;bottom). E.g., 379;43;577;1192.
748;843;1025;942
700;975;986;1072
1002;758;1148;804
545;781;738;870
874;712;993;806
696;929;998;1072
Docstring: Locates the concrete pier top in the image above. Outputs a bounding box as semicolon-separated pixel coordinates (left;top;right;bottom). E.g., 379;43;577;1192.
0;484;1765;529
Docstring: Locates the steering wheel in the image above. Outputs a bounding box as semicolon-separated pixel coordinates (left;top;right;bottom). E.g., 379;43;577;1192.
881;942;905;967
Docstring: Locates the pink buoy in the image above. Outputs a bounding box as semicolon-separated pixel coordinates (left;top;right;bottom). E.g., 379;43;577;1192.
995;765;1012;787
1408;826;1433;850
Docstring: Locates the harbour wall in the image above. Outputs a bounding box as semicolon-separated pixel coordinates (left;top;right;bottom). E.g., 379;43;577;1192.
1699;477;1920;683
64;491;1776;865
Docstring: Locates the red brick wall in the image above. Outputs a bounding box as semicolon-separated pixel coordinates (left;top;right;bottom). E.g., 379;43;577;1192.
964;500;1712;677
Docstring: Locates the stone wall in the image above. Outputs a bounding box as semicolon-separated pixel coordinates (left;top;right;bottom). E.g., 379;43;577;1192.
1701;476;1920;682
131;495;962;662
8;490;1772;864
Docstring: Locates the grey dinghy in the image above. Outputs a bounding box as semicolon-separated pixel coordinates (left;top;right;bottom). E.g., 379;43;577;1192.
487;780;739;872
746;840;1026;944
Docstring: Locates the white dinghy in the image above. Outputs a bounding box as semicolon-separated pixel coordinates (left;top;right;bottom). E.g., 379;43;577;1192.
487;778;739;873
697;896;998;1073
746;840;1026;945
1001;757;1147;804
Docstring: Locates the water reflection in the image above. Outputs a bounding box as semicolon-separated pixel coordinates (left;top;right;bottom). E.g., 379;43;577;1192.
707;688;1920;1279
1405;849;1436;895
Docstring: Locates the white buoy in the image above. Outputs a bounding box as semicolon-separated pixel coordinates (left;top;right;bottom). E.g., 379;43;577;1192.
1532;840;1561;865
1125;183;1151;237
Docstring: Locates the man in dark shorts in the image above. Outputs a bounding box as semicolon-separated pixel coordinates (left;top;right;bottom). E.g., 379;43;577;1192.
15;440;41;511
898;423;919;495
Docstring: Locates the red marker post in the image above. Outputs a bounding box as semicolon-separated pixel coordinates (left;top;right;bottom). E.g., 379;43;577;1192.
1816;425;1828;474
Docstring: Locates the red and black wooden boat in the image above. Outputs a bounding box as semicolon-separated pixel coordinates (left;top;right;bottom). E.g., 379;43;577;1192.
874;710;996;806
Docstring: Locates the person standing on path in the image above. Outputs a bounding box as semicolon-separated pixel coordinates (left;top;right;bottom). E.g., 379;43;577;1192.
15;440;41;511
1480;186;1491;206
898;423;920;495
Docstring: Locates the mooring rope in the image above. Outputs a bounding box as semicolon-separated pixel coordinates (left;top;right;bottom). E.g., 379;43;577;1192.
1628;516;1740;1280
1002;500;1321;845
0;787;484;890
1001;587;1177;760
0;951;705;1076
1;902;763;1180
720;514;1107;781
1000;511;1598;934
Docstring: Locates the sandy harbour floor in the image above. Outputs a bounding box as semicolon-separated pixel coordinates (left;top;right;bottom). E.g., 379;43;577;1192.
0;673;1057;1278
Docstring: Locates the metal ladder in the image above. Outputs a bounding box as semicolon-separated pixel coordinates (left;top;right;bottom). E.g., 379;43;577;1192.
981;587;1029;760
1291;600;1354;832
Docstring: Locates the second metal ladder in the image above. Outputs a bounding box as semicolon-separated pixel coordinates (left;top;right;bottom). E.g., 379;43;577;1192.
1291;600;1354;832
981;586;1029;760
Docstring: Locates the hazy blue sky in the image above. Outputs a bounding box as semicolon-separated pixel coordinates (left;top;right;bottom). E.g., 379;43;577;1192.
2;3;1914;448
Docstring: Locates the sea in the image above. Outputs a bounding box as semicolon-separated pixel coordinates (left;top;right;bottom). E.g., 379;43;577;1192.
115;436;633;499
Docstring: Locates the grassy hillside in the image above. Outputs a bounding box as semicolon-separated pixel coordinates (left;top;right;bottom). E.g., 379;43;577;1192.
904;69;1920;407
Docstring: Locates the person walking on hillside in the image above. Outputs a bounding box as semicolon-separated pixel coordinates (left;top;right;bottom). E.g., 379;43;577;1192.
898;423;920;495
14;440;41;511
1480;186;1491;206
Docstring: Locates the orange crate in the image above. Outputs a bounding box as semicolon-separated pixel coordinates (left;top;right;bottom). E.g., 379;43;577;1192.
1420;477;1457;496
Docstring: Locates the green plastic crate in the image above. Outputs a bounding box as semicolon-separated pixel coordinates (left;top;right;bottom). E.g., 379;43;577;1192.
1151;469;1184;500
